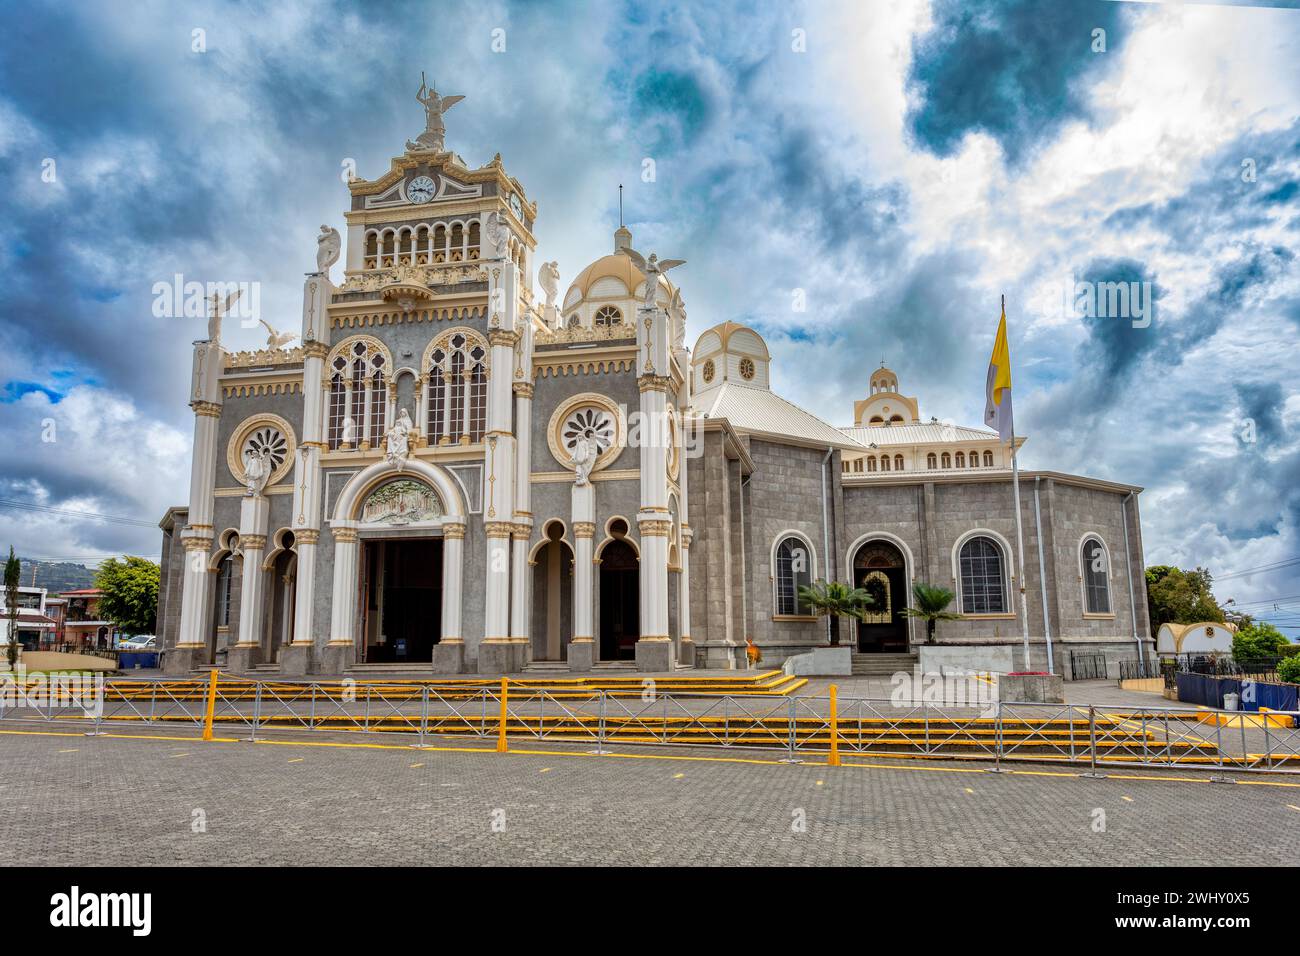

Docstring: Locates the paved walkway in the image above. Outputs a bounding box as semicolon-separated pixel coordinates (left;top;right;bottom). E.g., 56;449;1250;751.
2;729;1297;866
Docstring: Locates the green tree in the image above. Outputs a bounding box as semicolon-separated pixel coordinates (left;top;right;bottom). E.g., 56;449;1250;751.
4;546;19;666
94;556;160;637
900;583;962;644
1145;565;1224;636
1231;621;1289;662
1277;656;1300;684
796;579;873;647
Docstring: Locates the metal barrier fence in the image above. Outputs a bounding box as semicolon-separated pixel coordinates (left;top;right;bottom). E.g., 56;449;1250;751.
1069;651;1107;681
3;672;1300;774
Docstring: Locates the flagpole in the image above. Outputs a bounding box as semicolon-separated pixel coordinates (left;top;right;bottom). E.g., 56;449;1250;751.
1011;440;1031;671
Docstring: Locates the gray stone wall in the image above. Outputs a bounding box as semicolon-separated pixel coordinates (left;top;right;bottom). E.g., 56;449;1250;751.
742;439;838;655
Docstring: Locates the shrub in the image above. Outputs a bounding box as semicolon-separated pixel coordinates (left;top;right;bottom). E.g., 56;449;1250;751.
1277;657;1300;684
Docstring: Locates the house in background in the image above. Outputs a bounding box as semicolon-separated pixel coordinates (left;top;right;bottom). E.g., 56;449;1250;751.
0;585;59;650
59;589;119;650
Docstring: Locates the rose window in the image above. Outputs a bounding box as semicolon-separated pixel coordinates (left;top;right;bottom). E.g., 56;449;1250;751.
242;426;288;473
561;407;615;456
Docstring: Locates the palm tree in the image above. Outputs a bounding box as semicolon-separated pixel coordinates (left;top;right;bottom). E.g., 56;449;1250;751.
797;579;873;647
900;583;961;644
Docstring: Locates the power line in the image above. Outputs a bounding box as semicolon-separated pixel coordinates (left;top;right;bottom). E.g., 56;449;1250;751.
0;497;156;529
1215;556;1300;582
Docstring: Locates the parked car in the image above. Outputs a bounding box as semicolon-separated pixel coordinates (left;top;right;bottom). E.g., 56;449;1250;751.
119;635;157;650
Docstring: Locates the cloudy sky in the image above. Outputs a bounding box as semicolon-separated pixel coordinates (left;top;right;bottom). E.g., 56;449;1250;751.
2;0;1299;629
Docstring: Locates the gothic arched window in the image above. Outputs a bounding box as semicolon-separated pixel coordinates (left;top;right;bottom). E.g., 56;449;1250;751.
958;536;1008;614
425;330;489;444
1081;536;1111;614
773;534;815;616
327;338;389;450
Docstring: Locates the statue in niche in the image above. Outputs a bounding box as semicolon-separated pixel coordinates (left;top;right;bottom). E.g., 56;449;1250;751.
385;408;414;470
341;416;357;446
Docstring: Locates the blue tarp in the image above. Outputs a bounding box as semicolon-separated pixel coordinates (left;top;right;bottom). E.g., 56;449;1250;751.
117;651;159;669
1176;672;1298;715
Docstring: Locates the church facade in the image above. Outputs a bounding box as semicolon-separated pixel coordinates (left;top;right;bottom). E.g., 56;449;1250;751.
157;98;1153;676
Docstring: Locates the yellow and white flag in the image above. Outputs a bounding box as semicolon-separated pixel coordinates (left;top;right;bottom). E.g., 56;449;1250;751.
984;301;1014;443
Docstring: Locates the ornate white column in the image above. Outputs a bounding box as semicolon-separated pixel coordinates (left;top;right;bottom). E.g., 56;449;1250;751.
679;524;693;658
228;494;270;672
569;480;595;671
168;336;224;675
509;524;530;647
477;256;525;673
284;274;332;676
321;526;358;673
431;521;466;673
635;294;675;671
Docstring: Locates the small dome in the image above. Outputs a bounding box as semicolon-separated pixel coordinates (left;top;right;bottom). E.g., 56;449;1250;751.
692;321;770;392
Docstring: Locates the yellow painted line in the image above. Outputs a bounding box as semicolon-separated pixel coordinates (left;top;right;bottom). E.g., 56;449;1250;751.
56;748;78;753
964;787;975;794
287;757;304;763
168;753;190;758
409;763;424;768
673;772;684;779
816;780;824;786
539;767;551;773
1122;796;1134;802
1286;804;1300;812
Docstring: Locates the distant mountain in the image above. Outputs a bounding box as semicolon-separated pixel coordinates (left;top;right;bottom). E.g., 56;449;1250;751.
19;560;97;594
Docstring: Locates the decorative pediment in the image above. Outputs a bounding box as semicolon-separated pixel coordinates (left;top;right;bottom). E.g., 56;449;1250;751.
360;478;443;525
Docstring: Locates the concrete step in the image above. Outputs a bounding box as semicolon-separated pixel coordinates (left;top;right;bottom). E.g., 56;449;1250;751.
851;653;918;676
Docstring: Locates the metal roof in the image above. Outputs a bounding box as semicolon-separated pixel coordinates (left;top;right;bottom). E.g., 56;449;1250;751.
693;383;865;451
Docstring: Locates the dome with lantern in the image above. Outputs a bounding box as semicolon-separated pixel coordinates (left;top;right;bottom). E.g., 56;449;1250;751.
559;226;677;330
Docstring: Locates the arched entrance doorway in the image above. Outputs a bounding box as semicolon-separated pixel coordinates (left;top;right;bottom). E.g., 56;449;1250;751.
599;538;639;661
530;522;573;662
266;546;296;663
852;539;909;653
359;538;443;663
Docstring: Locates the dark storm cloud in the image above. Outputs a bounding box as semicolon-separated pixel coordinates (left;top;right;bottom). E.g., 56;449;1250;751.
1074;257;1160;381
1236;381;1286;447
905;0;1132;164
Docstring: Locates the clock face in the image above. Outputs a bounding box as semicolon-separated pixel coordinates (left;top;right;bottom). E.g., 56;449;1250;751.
509;192;523;219
408;175;436;204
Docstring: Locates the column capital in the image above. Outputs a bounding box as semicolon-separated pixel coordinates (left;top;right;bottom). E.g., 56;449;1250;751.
294;529;321;545
333;527;359;544
442;521;467;540
512;382;535;399
303;341;329;360
572;521;596;539
192;400;222;418
182;536;213;552
637;518;672;537
484;520;513;539
488;329;520;348
637;375;673;394
510;523;531;541
241;534;267;551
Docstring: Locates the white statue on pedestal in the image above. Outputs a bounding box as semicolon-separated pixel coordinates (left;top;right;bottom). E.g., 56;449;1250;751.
316;225;341;275
485;211;510;259
538;260;560;309
625;248;685;308
669;287;687;350
341;416;357;446
385;408;414;471
243;447;271;497
570;434;598;487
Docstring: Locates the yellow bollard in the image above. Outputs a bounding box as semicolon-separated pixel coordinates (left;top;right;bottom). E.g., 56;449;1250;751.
201;668;218;742
496;676;509;753
828;683;840;767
